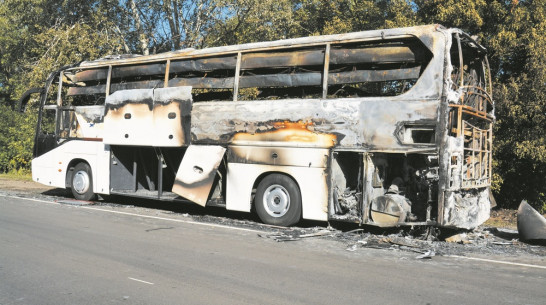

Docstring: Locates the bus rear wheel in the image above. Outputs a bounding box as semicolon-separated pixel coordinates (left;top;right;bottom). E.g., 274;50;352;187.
255;174;301;226
70;162;96;201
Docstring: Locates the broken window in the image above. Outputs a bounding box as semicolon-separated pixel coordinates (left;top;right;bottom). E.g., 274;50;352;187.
327;39;431;98
238;47;325;100
331;152;363;221
331;152;439;224
449;33;493;190
397;123;436;145
168;56;236;101
450;34;493;114
61;36;432;104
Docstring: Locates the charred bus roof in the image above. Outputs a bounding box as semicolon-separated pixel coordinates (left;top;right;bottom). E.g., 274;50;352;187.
73;25;486;70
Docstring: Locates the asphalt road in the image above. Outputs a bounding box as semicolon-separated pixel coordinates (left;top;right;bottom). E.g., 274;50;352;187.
1;194;545;305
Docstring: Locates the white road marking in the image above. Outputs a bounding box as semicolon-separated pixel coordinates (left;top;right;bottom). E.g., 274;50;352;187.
1;195;54;205
0;194;263;234
78;206;264;234
446;255;546;270
128;277;154;285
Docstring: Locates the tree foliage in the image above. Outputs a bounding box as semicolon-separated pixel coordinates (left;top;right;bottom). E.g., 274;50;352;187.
0;0;544;210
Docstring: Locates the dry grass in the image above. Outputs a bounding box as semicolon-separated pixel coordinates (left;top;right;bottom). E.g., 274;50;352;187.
0;172;32;181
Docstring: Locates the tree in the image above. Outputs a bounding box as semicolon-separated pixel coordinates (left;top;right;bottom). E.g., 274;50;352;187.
0;0;127;172
488;0;546;211
0;0;543;212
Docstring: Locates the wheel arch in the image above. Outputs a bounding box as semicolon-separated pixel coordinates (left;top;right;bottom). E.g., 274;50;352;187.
251;171;301;209
253;172;303;226
65;158;92;188
226;164;328;221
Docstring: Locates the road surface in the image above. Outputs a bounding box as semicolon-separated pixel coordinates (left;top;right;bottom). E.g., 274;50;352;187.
1;194;545;305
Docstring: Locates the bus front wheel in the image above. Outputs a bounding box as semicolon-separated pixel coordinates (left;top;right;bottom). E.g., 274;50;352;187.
255;174;301;226
70;163;97;201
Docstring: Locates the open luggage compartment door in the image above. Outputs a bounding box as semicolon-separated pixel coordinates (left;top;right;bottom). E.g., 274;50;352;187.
172;145;226;206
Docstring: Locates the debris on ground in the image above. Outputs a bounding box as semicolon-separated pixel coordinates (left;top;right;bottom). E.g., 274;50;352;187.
258;228;334;242
336;226;546;258
2;188;546;260
415;250;435;259
445;233;471;244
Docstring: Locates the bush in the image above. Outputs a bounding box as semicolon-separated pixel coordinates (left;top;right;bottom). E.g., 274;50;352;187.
0;105;36;173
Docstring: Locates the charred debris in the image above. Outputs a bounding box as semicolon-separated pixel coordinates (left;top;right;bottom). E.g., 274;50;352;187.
256;224;546;258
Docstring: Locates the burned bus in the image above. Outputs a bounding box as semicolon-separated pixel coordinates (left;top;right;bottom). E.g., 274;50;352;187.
19;24;494;228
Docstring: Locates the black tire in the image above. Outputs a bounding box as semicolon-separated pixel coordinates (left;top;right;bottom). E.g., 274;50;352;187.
70;163;96;201
255;174;302;226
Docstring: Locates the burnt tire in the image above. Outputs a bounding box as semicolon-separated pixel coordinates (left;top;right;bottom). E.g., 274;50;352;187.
70;162;96;201
255;174;301;226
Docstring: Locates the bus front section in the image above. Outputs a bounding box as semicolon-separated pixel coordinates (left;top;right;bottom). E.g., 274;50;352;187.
329;28;494;230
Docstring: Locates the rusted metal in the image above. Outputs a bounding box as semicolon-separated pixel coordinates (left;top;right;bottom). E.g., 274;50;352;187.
164;59;170;88
71;57;238;83
70;68;108;82
112;62;165;78
231;121;338;148
69;45;422;87
70;65;419;96
170;56;237;73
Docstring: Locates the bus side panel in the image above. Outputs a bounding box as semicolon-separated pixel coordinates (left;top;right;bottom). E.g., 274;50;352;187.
191;99;439;152
32;140;110;195
94;143;111;195
226;163;329;221
32;148;62;188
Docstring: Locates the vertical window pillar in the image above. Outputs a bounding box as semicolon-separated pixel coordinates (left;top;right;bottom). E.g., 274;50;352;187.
106;65;112;97
455;33;464;88
164;59;171;88
56;71;63;107
322;44;331;99
55;71;64;137
233;52;242;102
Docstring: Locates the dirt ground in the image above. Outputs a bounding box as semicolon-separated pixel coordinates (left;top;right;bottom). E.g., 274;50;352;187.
0;175;56;193
485;209;518;229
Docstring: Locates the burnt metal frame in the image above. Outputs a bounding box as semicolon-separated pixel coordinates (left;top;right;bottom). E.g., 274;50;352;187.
29;25;495;229
63;30;428;100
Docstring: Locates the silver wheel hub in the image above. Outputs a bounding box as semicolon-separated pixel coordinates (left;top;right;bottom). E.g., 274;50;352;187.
263;184;290;217
73;170;90;194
